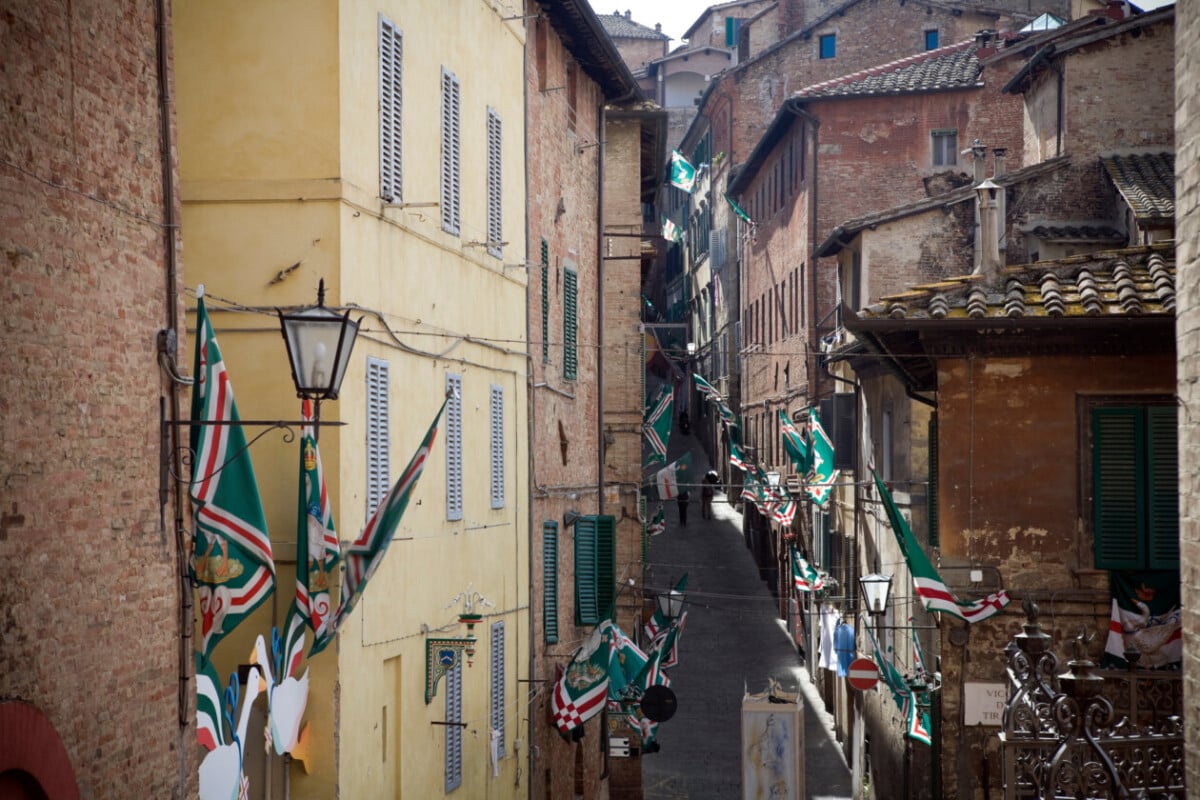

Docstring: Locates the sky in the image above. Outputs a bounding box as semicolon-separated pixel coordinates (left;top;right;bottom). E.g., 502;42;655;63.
587;1;715;46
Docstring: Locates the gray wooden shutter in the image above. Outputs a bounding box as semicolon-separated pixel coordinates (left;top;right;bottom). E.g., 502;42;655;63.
366;357;390;516
490;384;504;509
490;620;506;757
378;16;402;202
563;268;578;380
444;661;462;792
486;108;503;258
440;67;461;236
542;521;559;643
446;373;463;520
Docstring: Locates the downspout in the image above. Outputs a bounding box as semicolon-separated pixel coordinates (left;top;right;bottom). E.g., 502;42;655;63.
1054;60;1064;157
597;104;607;515
807;112;821;403
522;16;537;797
154;0;192;788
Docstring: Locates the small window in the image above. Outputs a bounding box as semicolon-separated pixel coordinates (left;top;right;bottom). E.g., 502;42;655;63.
932;129;957;167
819;33;836;59
725;17;742;47
924;29;939;50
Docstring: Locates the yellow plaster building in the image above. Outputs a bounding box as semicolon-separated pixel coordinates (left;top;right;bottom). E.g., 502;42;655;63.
174;1;529;797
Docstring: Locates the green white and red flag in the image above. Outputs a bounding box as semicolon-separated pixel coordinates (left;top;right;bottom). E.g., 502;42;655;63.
661;215;683;243
309;393;450;656
670;149;696;193
647;506;666;537
779;409;810;475
873;471;1011;623
643;573;688;641
729;442;749;472
189;289;274;661
551;626;612;736
295;399;340;641
600;620;649;702
792;548;826;592
643;385;674;464
652;610;688;670
772;495;797;527
805;407;841;508
865;624;932;746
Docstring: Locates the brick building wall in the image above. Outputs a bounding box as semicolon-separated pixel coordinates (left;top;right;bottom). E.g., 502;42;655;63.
525;8;607;798
1175;0;1199;786
0;0;192;797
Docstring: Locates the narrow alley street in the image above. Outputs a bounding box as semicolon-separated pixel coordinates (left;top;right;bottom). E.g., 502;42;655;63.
640;432;854;800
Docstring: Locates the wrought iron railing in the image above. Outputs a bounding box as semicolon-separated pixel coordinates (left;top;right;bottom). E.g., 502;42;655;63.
998;599;1184;799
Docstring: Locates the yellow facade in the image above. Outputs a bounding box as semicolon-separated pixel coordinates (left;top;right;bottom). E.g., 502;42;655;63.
175;1;529;797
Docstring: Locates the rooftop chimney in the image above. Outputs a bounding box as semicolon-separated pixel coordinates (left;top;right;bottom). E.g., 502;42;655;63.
974;29;997;59
626;9;632;19
993;148;1007;252
972;139;987;183
975;178;1003;276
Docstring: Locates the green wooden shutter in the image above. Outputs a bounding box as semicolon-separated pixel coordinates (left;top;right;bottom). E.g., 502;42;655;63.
928;414;939;547
575;516;599;624
1146;405;1179;568
596;515;616;617
1093;407;1143;569
543;521;559;643
541;239;549;363
563;268;578;380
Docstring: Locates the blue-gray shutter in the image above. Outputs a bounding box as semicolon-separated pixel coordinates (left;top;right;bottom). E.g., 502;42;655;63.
446;373;463;520
486;108;503;258
490;384;504;509
543;521;559;643
440;67;461;236
490;620;506;757
378;16;402;202
366;357;390;516
444;661;462;792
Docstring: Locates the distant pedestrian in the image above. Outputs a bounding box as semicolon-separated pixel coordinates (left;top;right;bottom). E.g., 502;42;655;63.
676;490;690;526
679;410;690;435
701;470;719;519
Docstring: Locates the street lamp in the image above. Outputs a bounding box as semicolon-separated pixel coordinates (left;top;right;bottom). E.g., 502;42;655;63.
657;588;686;621
859;573;893;617
277;278;361;403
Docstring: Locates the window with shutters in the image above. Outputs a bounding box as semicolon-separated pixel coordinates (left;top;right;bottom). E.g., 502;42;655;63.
490;384;505;509
563;267;578;380
1089;402;1178;570
543;521;559;642
444;661;463;792
379;16;403;202
574;515;616;625
440;67;462;236
366;358;391;516
541;239;550;363
486;108;503;258
490;621;506;757
446;373;463;520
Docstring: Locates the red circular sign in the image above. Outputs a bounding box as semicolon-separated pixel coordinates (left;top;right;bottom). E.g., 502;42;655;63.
847;657;879;691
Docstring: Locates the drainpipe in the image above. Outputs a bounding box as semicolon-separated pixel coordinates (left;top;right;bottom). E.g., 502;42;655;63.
993;148;1007;254
597;105;606;515
153;1;193;794
522;23;537;797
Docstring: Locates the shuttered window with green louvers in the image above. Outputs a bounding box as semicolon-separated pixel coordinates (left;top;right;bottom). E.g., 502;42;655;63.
1092;405;1178;569
543;521;559;643
574;515;615;624
563;267;578;380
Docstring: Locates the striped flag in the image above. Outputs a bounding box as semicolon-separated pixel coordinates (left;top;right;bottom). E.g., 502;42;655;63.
642;385;674;464
647;507;666;537
189;289;274;660
295;399;339;640
729;442;749;472
873;471;1011;623
806;407;841;508
772;496;797;527
792;548;826;592
661;215;682;243
865;625;932;747
779;409;810;475
309;393;450;656
670;149;696;192
644;573;687;641
551;626;611;737
724;192;755;227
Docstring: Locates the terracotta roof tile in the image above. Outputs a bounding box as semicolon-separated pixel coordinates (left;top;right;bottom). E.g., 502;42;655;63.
796;40;980;99
597;11;668;40
1101;152;1175;221
859;244;1175;321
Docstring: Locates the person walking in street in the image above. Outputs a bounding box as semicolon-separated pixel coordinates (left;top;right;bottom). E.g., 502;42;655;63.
701;470;718;519
676;490;690;526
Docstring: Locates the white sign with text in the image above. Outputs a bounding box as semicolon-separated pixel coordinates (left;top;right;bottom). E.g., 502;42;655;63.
964;682;1007;726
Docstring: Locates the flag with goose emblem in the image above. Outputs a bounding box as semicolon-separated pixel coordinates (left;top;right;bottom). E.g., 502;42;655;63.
189;288;274;661
670;149;696;192
551;626;612;737
643;385;674;464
